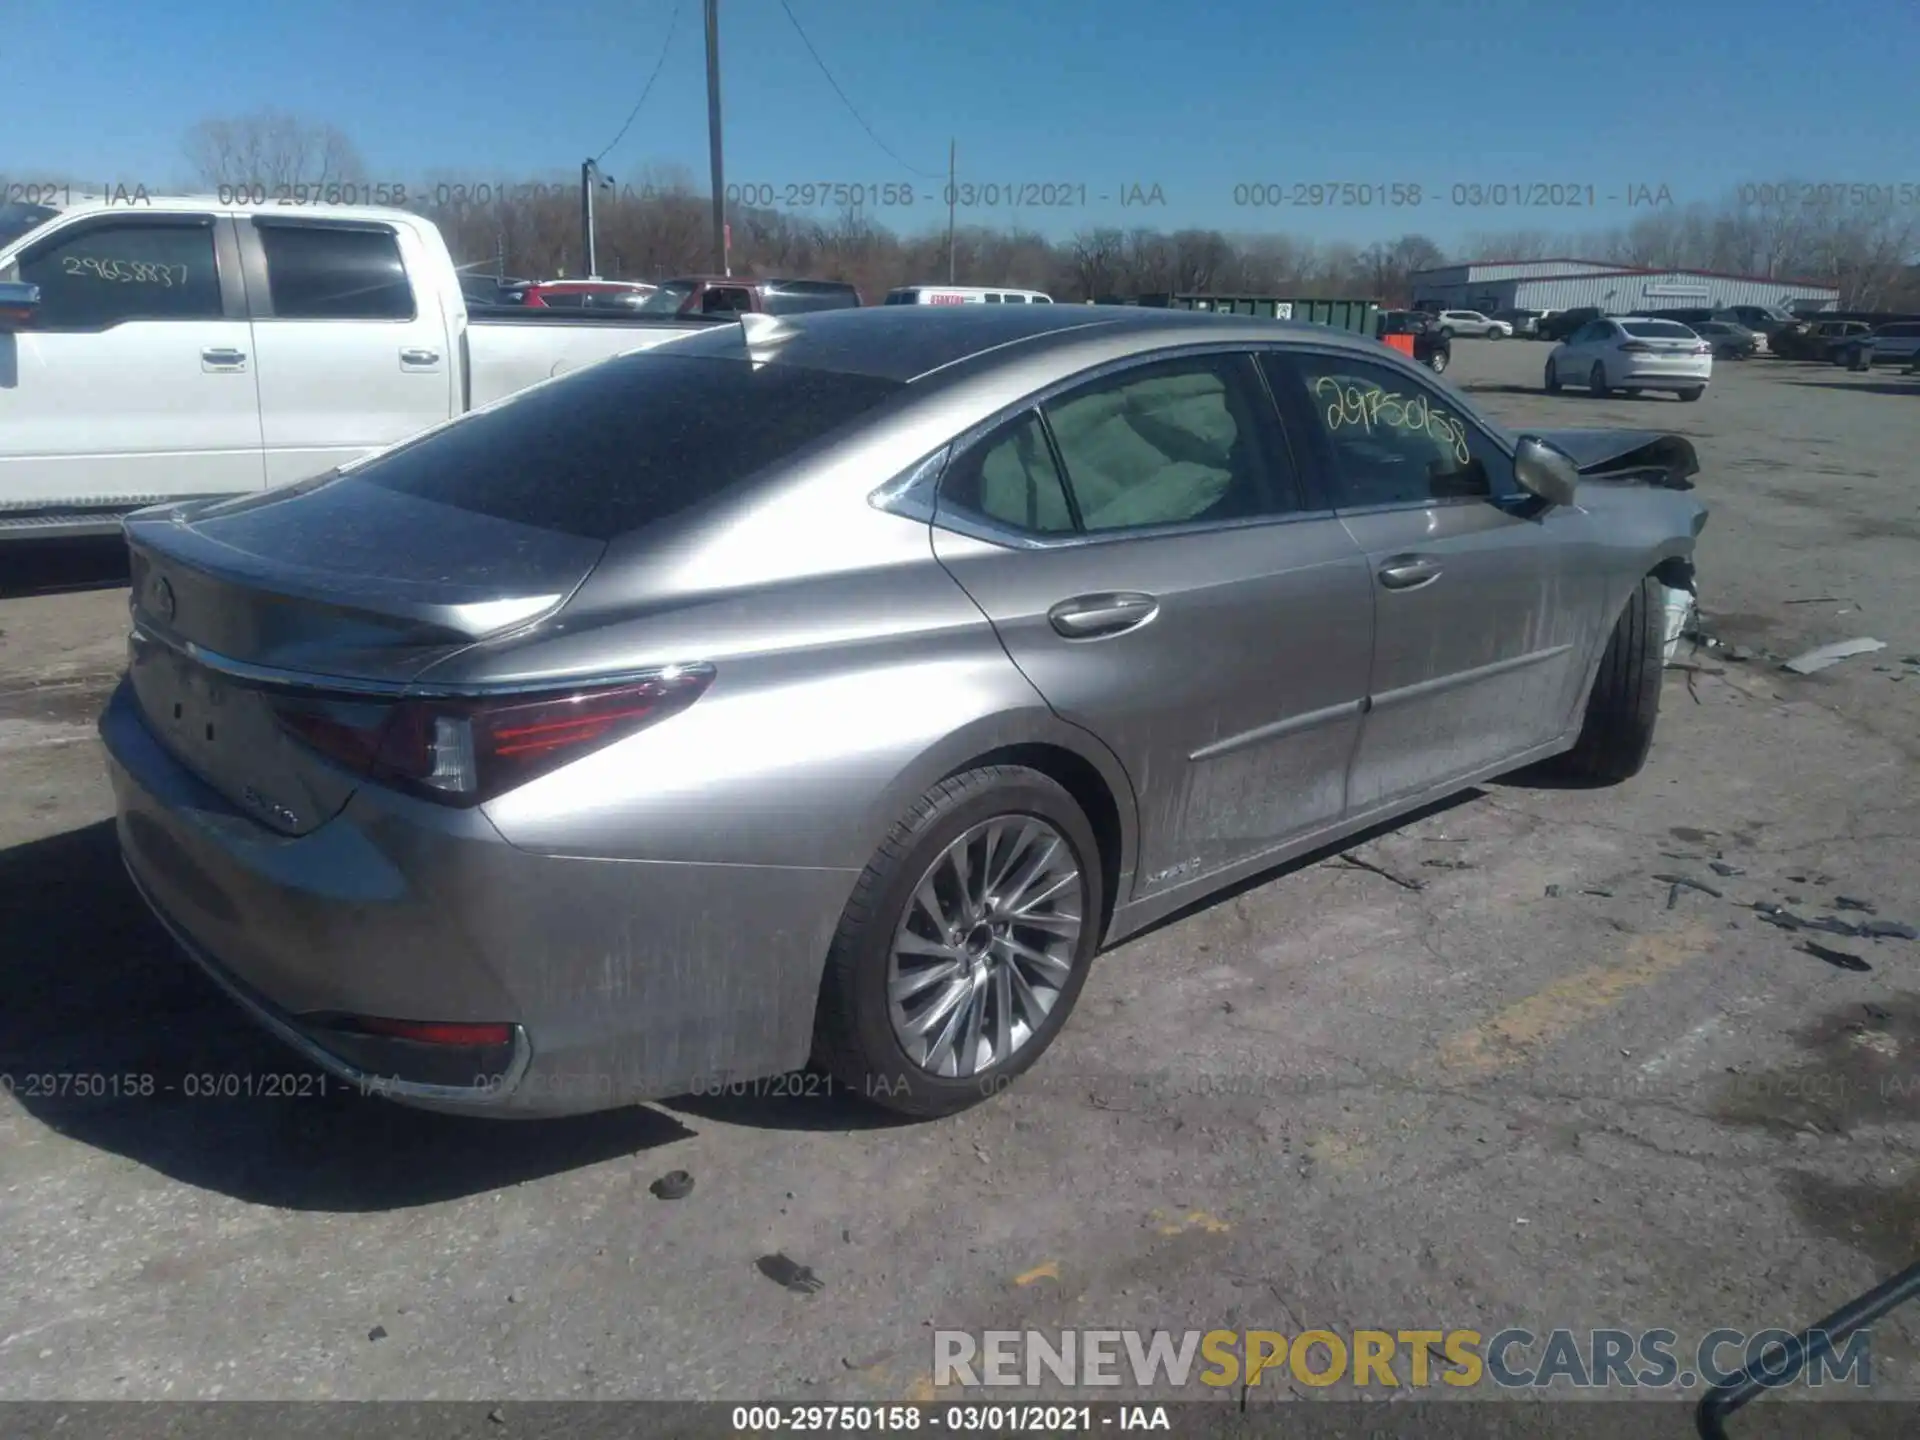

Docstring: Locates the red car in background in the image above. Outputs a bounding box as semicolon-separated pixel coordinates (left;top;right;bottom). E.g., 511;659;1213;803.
509;280;660;311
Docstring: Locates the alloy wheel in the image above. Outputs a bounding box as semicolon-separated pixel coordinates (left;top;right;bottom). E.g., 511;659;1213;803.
887;815;1085;1079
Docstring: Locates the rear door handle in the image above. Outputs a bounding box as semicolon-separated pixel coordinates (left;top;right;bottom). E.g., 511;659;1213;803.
1048;592;1158;639
1377;556;1442;590
400;347;442;368
201;347;247;371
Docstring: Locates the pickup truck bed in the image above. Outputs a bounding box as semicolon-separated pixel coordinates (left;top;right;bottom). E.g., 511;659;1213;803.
0;198;720;540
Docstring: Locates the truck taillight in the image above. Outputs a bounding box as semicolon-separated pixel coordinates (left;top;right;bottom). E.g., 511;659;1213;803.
271;666;714;806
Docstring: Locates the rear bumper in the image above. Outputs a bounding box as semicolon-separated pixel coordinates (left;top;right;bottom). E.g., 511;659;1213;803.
1616;362;1711;387
100;678;857;1116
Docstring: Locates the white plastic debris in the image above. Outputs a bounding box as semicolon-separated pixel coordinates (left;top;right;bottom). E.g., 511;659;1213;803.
1782;638;1887;675
1659;584;1696;667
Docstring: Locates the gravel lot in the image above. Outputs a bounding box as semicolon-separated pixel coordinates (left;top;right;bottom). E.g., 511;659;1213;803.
1;339;1917;1418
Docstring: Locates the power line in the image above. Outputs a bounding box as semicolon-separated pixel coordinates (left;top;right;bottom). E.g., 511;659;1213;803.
595;0;686;163
775;0;943;179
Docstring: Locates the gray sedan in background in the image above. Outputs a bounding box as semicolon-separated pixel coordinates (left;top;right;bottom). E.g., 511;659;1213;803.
102;306;1707;1120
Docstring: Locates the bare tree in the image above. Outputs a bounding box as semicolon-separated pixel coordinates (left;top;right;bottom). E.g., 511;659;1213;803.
183;111;367;190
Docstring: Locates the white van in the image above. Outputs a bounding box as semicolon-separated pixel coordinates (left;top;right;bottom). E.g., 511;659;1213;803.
883;286;1053;306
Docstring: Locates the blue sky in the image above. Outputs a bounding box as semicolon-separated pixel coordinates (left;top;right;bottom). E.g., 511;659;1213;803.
11;0;1919;248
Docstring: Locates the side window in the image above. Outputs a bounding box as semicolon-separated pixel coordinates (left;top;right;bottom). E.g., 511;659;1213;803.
540;292;587;308
16;219;222;329
939;411;1075;535
1266;352;1508;509
702;286;753;315
256;223;414;319
1044;354;1299;531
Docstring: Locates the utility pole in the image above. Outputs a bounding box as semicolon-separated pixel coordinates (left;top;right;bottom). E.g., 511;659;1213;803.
580;159;599;278
946;138;956;283
705;0;727;275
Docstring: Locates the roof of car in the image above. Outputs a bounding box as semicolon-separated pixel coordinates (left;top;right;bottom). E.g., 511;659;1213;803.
657;303;1385;384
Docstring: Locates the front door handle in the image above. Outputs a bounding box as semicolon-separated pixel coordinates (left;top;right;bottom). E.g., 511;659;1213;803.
1377;556;1442;590
1048;592;1159;639
400;347;442;367
201;347;247;371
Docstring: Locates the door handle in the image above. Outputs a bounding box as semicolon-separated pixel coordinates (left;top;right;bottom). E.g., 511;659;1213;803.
1377;556;1442;590
200;347;247;370
1048;592;1158;639
400;347;441;366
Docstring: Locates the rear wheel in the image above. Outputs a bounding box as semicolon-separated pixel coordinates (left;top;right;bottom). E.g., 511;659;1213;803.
811;765;1103;1118
1589;361;1612;397
1557;575;1665;784
1427;349;1448;374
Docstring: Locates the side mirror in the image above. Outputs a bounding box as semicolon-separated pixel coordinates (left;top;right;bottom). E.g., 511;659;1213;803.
1513;435;1580;507
0;281;39;332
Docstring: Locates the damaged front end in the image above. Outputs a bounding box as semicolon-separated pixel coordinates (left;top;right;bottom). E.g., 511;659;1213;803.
1521;428;1701;490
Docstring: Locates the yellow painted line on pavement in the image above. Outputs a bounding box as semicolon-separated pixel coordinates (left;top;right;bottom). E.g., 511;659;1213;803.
1440;923;1716;1076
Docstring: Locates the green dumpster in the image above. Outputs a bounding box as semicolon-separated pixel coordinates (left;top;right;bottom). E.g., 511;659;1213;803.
1121;294;1379;336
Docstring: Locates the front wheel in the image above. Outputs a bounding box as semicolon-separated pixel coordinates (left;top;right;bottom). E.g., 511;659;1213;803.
811;765;1103;1118
1545;358;1562;392
1556;574;1665;784
1589;361;1612;397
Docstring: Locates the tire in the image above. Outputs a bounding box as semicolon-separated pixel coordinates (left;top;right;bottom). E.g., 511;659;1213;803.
1489;329;1505;341
1544;359;1562;393
1589;361;1612;398
811;765;1104;1119
1558;574;1665;784
1427;349;1448;374
1679;387;1704;402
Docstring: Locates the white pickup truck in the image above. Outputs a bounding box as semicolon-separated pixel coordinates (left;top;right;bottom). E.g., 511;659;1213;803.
0;197;714;539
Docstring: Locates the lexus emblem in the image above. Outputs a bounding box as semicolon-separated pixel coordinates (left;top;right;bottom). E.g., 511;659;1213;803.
152;576;176;621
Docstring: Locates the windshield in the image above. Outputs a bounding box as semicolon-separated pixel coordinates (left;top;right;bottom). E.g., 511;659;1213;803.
633;281;697;315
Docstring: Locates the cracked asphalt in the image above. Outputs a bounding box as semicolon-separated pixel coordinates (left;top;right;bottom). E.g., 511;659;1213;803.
1;340;1917;1424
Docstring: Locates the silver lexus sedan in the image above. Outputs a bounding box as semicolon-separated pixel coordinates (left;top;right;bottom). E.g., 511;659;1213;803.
102;305;1707;1119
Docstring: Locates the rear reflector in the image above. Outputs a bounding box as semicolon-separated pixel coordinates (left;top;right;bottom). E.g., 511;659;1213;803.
270;665;714;806
350;1017;514;1046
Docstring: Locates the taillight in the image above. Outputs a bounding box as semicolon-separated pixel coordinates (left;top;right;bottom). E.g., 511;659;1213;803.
270;666;713;806
1694;343;1712;355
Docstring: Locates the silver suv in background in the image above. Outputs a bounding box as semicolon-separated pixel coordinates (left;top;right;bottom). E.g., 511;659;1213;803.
1435;309;1513;339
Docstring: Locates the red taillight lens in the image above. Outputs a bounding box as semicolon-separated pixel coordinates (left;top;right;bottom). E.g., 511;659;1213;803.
351;1017;514;1046
271;666;713;806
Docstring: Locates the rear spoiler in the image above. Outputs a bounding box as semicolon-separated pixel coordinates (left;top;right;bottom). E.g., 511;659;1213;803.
1522;428;1700;490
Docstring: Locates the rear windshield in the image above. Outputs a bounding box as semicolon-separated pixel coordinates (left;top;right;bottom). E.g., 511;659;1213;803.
1621;321;1697;338
353;355;905;540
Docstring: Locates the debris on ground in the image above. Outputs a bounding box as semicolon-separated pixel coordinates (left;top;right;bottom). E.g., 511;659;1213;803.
1834;897;1877;913
1421;859;1474;870
1544;884;1562;897
1583;887;1614;897
1781;638;1887;674
757;1253;825;1295
1802;940;1872;973
1709;861;1745;877
367;1325;388;1342
1331;854;1425;891
649;1170;695;1200
1652;873;1723;898
1666;883;1683;910
1862;919;1919;941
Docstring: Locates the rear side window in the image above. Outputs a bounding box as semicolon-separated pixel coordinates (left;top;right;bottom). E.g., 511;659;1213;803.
256;223;414;320
940;411;1075;535
352;355;904;541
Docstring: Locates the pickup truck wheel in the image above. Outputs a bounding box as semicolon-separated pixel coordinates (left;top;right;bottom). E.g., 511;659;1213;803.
811;766;1102;1119
1427;349;1448;374
1558;575;1664;784
1589;362;1612;398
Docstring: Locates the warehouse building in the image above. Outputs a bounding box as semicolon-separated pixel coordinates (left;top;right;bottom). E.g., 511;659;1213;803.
1410;259;1839;316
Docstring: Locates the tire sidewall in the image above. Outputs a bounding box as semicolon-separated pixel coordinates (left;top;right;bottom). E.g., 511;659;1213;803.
837;771;1104;1113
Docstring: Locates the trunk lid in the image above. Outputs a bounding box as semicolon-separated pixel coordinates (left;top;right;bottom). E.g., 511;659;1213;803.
122;474;605;835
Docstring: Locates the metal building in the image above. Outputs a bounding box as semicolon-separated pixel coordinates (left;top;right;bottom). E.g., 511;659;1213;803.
1411;258;1839;316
